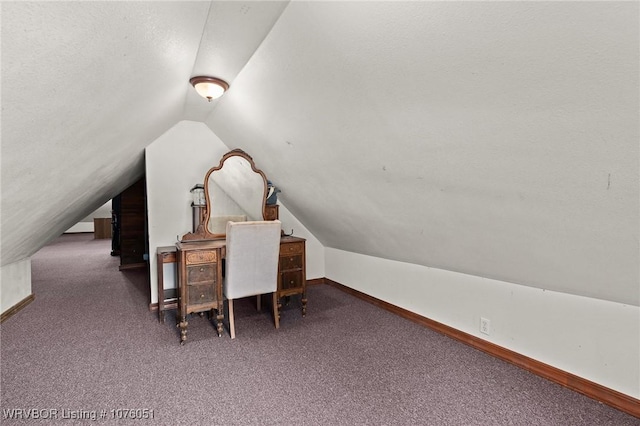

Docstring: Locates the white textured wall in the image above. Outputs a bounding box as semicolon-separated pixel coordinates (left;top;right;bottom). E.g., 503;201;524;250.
1;258;32;313
326;248;639;398
64;222;94;234
146;120;324;304
65;201;112;233
211;1;639;307
146;121;229;303
277;201;325;280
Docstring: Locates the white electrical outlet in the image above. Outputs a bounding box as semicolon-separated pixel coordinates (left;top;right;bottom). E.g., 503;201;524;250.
480;317;491;335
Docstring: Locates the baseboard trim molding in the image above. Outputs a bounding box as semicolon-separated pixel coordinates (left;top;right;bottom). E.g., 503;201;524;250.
119;262;146;271
307;278;324;286
323;278;640;419
1;294;35;324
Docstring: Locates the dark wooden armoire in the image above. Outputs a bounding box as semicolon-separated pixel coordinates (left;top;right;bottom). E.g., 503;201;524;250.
112;177;147;270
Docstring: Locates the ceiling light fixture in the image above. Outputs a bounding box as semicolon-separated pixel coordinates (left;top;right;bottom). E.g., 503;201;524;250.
189;76;229;102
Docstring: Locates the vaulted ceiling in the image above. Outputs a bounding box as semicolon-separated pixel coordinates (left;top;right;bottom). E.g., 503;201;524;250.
2;2;638;305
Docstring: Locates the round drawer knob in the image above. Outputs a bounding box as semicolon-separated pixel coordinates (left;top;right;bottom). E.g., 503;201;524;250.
200;294;205;298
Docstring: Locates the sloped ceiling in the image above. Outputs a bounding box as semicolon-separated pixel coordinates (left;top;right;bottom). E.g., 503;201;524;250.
2;2;638;306
1;1;287;265
207;1;639;305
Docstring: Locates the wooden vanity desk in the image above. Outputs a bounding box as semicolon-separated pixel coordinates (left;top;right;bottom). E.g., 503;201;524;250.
171;149;307;345
174;236;306;344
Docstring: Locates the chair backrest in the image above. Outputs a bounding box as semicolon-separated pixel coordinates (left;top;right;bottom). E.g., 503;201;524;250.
224;220;281;299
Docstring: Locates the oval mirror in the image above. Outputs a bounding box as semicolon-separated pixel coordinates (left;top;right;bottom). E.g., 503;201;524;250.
205;152;267;235
182;149;268;241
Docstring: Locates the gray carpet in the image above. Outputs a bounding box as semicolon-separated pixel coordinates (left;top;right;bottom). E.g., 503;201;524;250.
1;233;637;425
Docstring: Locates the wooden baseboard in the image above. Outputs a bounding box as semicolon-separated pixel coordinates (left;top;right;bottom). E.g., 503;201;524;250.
307;278;324;286
119;262;147;271
323;278;640;419
1;294;35;324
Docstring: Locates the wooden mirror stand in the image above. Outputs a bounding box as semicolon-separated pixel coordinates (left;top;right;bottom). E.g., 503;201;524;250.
181;149;277;241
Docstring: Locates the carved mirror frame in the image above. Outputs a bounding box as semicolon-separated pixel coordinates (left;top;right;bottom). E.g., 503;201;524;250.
181;149;268;241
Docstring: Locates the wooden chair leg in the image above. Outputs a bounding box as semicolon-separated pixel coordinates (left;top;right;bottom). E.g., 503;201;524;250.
228;299;236;339
272;292;280;329
256;294;261;311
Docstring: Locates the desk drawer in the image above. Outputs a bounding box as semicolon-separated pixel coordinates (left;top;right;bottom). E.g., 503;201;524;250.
187;264;216;284
186;250;217;265
280;254;303;271
281;242;304;256
187;283;215;305
280;270;303;291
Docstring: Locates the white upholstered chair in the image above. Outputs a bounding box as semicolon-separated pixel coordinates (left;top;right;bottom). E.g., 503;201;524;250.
224;220;282;339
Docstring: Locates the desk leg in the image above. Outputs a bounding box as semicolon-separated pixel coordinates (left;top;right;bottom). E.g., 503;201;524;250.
215;309;224;337
178;315;188;345
302;294;307;317
277;297;282;321
157;252;165;323
272;292;280;329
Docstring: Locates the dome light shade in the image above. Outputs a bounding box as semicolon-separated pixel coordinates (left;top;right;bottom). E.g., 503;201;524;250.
189;76;229;102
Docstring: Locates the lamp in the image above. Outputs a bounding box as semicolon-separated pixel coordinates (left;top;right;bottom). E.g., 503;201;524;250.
189;76;229;102
190;184;205;206
190;184;206;233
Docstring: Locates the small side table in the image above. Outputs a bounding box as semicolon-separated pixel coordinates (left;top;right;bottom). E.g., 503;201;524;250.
156;246;177;323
